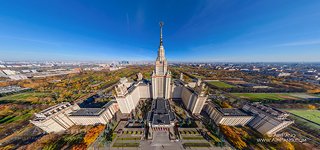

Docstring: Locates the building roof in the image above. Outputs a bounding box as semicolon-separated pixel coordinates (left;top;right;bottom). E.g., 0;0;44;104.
70;108;104;116
206;101;250;117
153;114;170;125
148;98;175;125
218;108;250;116
242;103;291;120
102;100;117;108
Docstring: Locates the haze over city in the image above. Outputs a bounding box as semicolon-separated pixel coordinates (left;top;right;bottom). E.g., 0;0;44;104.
1;0;320;62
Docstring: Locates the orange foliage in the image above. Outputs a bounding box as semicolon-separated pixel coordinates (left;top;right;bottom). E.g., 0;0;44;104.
72;143;87;150
307;89;320;94
0;82;10;87
0;105;14;116
83;125;105;146
307;104;316;110
276;141;295;150
220;125;247;149
221;101;232;108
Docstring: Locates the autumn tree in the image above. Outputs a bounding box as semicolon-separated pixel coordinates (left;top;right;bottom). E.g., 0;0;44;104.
25;133;60;150
220;125;247;149
307;104;316;110
83;125;105;146
72;143;87;150
221;101;233;108
276;142;295;150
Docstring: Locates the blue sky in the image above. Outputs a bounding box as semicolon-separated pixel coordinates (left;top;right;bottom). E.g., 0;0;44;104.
0;0;320;62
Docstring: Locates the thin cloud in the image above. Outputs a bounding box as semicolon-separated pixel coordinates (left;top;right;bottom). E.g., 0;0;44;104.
126;13;130;26
276;39;320;46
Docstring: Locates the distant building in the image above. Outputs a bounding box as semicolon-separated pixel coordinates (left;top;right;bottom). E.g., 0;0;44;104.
242;103;294;136
203;101;253;126
2;69;16;75
8;75;28;80
0;86;30;95
0;70;6;77
119;60;129;65
278;72;291;77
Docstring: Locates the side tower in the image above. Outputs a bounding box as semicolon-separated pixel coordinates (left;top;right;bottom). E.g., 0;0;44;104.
152;22;172;99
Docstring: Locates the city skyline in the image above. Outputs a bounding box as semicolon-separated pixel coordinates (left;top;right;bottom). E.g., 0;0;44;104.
1;0;320;62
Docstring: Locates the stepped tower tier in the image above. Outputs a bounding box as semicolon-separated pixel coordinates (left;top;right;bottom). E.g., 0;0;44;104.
152;21;172;99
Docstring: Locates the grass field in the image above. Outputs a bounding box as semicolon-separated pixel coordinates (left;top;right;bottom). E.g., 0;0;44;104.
112;142;139;147
117;137;141;140
231;93;299;101
183;143;211;147
286;109;320;124
208;81;235;88
0;113;33;124
0;92;51;103
182;136;204;140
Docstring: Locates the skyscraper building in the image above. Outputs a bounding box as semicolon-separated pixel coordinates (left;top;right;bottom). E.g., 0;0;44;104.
151;22;172;99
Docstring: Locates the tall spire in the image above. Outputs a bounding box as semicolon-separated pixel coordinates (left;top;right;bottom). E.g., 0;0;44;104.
157;21;165;61
159;21;164;46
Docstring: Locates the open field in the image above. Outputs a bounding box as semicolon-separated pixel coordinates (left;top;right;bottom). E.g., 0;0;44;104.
231;93;300;101
113;142;139;147
286;109;320;124
182;136;204;140
288;93;320;99
183;142;211;147
207;81;235;88
0;92;51;104
0;112;33;124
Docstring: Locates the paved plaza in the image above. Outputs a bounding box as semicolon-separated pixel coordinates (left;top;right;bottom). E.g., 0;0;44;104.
140;131;183;150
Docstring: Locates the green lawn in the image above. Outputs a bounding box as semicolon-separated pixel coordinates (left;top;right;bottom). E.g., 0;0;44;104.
286;109;320;124
231;93;299;101
117;137;141;140
182;136;204;140
208;81;235;88
183;143;211;147
0;92;51;103
0;92;49;100
112;142;139;147
0;113;33;124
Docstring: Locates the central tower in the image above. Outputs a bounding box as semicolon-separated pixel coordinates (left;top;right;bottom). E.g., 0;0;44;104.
152;22;172;99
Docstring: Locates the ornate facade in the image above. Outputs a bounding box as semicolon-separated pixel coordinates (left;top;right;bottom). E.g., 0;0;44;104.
151;22;172;99
30;101;119;133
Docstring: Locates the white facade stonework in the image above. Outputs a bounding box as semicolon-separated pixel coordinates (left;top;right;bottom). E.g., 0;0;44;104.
172;79;208;114
203;102;293;136
30;102;80;133
30;101;119;133
151;23;172;100
69;101;119;125
203;102;253;126
242;103;294;136
115;78;151;114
